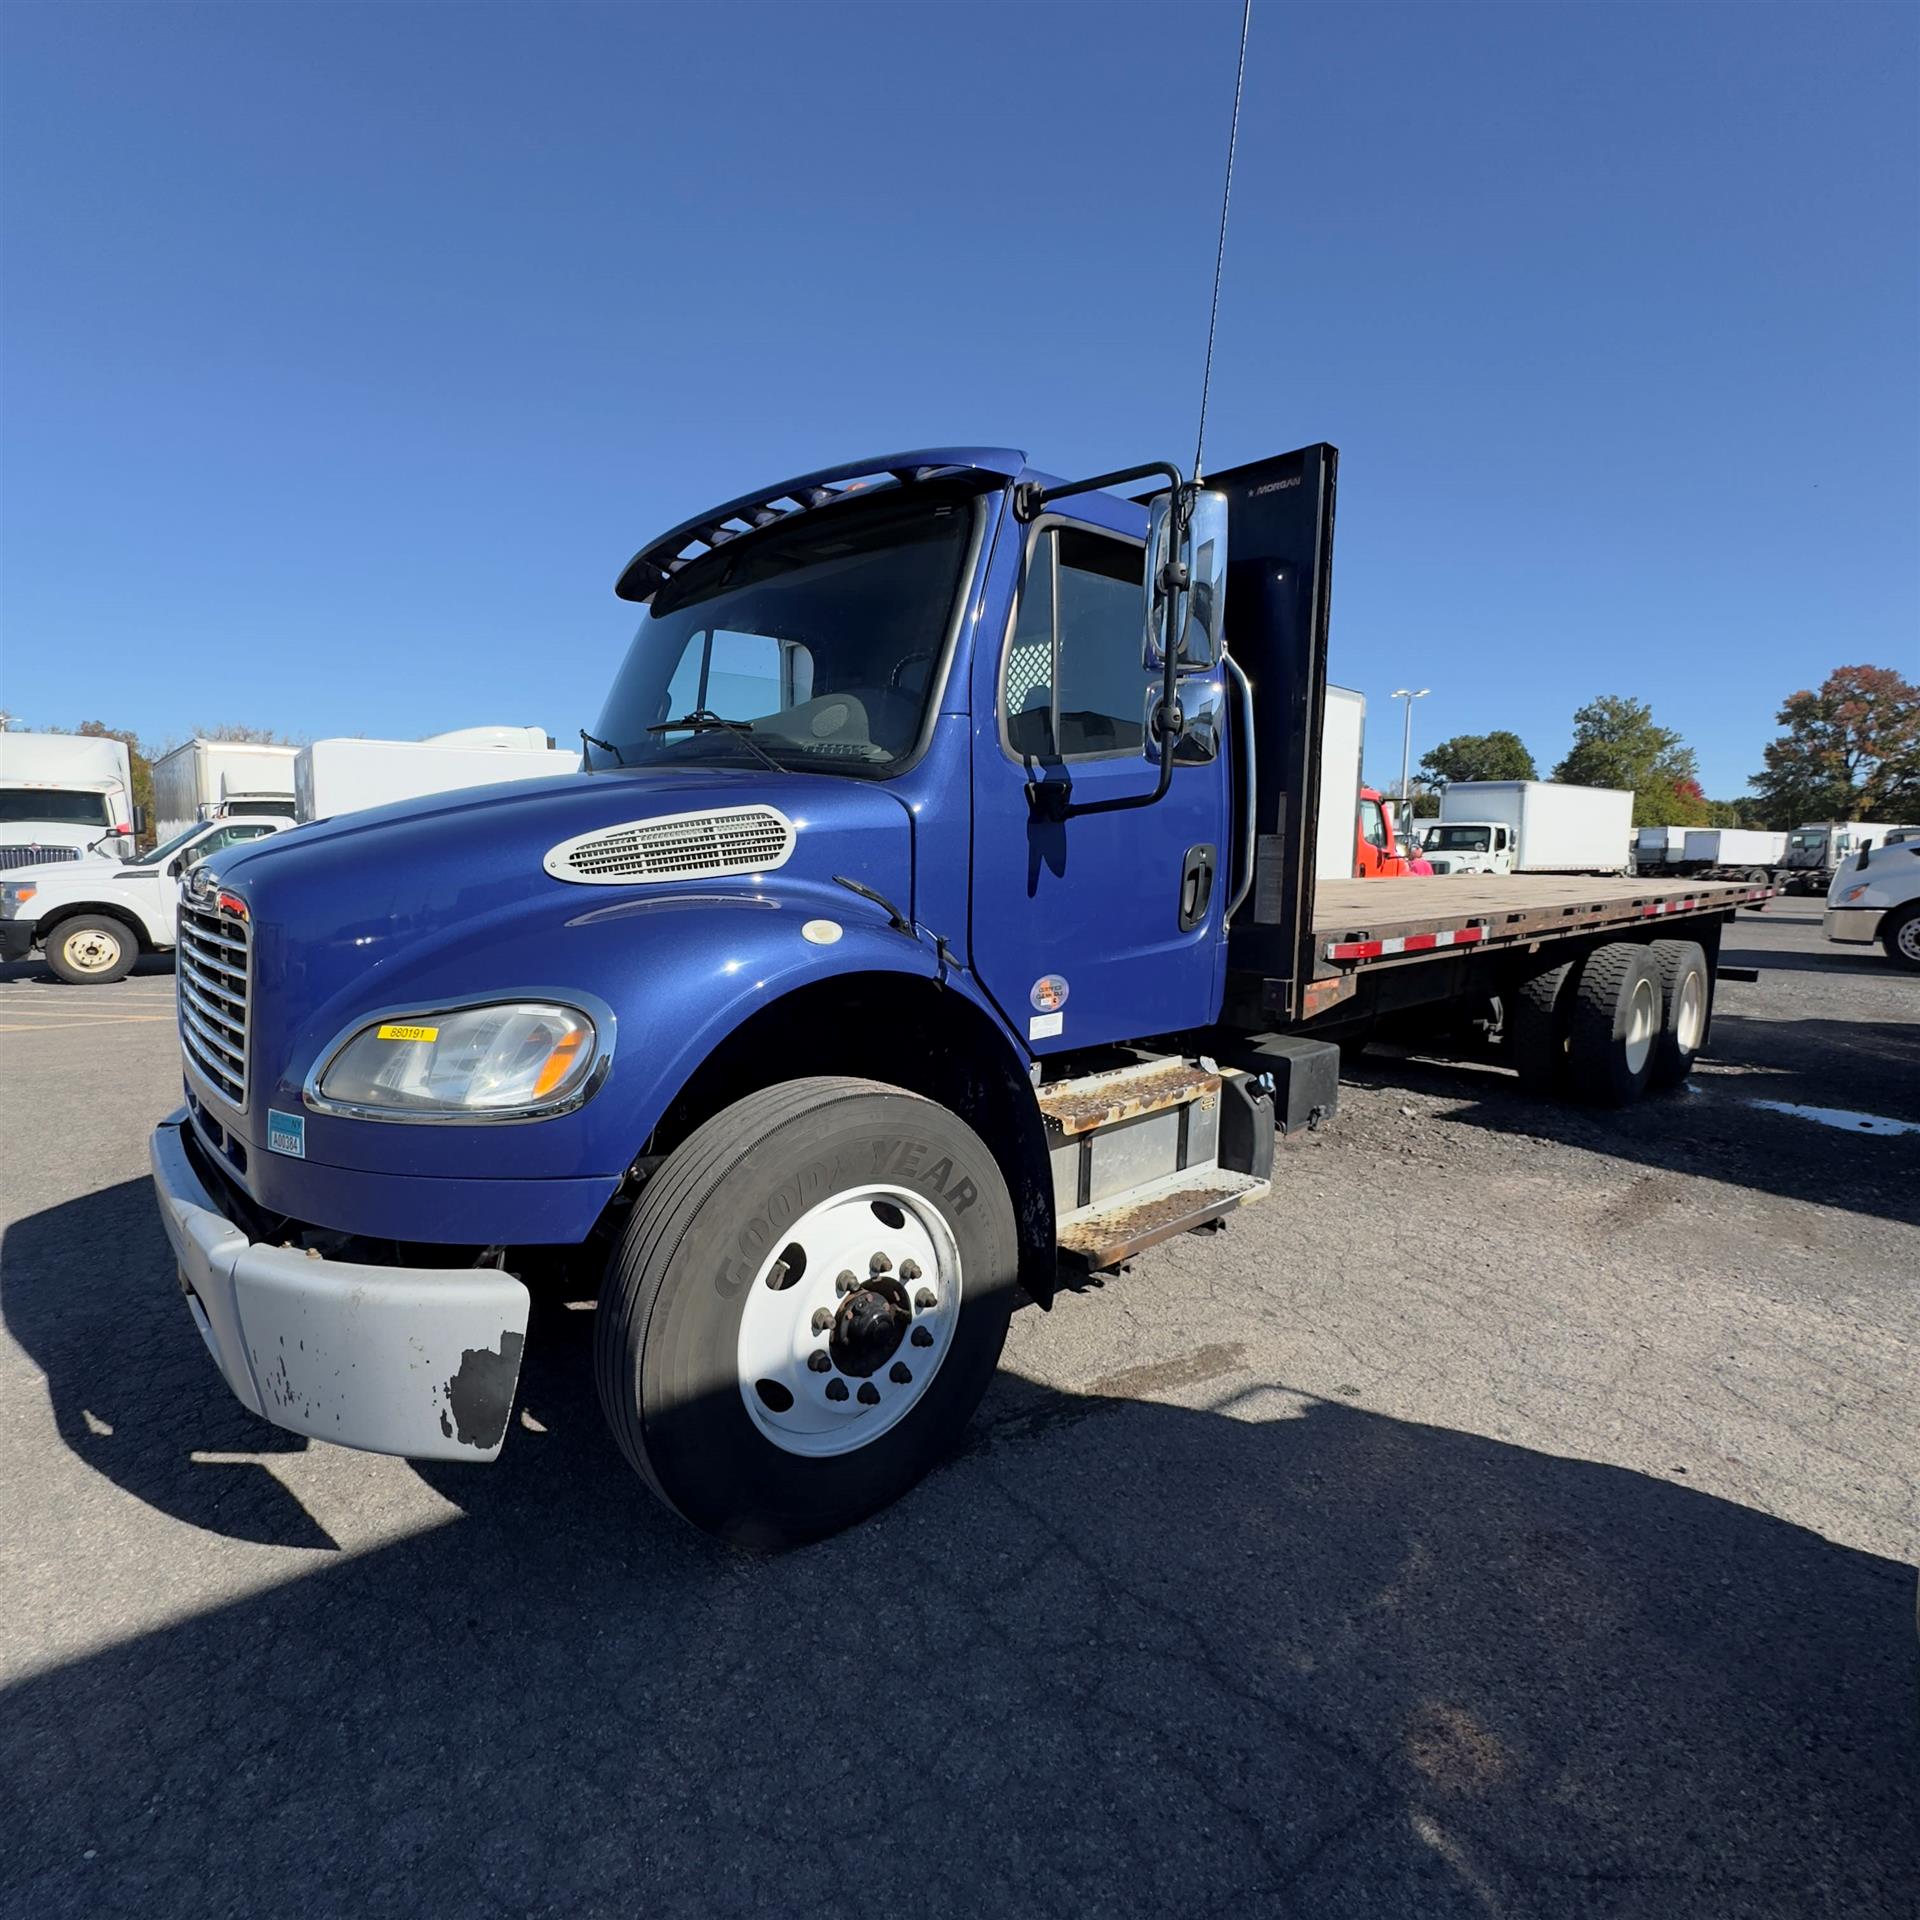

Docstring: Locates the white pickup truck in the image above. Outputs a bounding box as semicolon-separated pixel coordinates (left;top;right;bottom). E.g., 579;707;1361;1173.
0;815;288;983
1825;835;1920;972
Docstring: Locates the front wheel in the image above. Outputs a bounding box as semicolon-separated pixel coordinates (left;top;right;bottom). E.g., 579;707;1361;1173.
1882;904;1920;973
594;1076;1018;1547
46;915;136;984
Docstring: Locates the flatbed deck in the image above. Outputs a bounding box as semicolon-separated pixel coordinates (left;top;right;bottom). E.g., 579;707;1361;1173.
1311;874;1773;974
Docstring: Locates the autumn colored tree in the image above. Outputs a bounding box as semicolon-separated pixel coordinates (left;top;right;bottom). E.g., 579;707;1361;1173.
1551;696;1701;827
1418;729;1538;787
1749;665;1920;828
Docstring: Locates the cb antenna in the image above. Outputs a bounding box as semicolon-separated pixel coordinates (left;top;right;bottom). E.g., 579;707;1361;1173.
1193;0;1253;484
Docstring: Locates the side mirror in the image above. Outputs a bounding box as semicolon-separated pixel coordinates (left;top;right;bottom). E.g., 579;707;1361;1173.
1143;488;1229;671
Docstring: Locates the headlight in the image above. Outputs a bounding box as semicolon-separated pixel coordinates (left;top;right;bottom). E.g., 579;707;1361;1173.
309;1002;601;1120
1;883;37;909
1838;884;1872;903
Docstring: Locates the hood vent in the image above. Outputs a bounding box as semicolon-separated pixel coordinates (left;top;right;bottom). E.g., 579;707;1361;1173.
544;805;796;886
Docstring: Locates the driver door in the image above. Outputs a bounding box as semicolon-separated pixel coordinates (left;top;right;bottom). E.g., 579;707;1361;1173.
967;497;1230;1052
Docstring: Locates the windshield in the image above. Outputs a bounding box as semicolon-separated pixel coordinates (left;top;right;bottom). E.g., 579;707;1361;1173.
135;824;213;868
590;487;979;776
0;789;112;827
1430;825;1492;851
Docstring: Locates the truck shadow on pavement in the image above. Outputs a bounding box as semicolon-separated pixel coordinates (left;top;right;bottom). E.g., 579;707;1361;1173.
4;1180;1916;1916
1355;1010;1920;1228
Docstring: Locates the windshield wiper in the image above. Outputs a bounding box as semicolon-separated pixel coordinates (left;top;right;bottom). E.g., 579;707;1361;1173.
580;728;625;772
644;708;784;774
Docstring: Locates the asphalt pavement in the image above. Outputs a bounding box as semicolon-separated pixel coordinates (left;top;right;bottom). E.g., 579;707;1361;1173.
1;899;1915;1917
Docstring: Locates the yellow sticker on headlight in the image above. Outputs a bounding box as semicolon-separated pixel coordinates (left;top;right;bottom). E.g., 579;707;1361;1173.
376;1023;439;1043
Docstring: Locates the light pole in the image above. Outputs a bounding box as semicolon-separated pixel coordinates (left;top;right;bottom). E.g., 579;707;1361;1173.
1392;688;1430;825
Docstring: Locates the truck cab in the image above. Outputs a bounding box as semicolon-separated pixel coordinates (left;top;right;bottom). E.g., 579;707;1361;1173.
1356;787;1413;878
146;442;1749;1546
1;814;288;982
1423;821;1513;876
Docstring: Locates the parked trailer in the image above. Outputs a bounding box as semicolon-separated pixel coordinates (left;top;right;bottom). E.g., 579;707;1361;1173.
1677;827;1787;882
1634;826;1688;871
151;740;300;842
149;441;1771;1546
294;731;578;822
1315;686;1365;881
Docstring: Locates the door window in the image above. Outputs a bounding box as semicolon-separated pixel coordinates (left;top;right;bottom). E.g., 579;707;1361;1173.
1359;797;1389;850
1004;526;1147;761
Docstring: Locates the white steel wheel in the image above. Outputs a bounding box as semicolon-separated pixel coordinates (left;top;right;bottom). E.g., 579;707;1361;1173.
46;915;136;985
1673;968;1707;1051
1621;976;1658;1078
65;927;122;973
736;1183;962;1458
1646;938;1712;1087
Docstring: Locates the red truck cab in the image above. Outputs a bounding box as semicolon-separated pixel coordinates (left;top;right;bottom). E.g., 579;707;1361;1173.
1357;787;1414;878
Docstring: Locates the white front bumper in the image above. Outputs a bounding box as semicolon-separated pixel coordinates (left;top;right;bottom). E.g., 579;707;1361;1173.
150;1111;530;1461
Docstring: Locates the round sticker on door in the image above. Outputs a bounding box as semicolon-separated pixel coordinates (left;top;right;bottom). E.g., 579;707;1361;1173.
1030;974;1070;1013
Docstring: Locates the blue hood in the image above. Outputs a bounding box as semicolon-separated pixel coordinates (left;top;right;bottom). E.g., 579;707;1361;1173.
198;767;916;1182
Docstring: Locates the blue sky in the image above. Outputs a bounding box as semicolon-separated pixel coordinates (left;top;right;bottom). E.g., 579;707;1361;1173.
2;1;1914;797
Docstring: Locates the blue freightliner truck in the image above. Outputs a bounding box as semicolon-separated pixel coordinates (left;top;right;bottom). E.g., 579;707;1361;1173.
150;444;1772;1544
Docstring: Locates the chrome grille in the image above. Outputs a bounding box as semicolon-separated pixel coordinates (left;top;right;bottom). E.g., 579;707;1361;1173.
0;844;81;872
544;806;795;885
177;896;250;1109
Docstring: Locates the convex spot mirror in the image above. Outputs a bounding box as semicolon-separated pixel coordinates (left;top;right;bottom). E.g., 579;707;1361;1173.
1143;488;1228;673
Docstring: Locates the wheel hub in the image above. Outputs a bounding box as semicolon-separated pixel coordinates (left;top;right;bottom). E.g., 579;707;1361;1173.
830;1277;911;1377
735;1183;963;1459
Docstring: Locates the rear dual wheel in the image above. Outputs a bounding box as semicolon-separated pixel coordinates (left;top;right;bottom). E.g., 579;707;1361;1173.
595;1077;1018;1548
1510;938;1710;1105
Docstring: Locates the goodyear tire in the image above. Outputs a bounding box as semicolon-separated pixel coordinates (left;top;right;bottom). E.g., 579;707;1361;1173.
594;1076;1018;1548
1565;942;1662;1106
45;914;137;984
1506;960;1575;1094
1645;938;1711;1086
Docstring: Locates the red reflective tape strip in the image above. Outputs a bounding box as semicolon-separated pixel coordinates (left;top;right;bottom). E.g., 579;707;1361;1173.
1325;922;1488;962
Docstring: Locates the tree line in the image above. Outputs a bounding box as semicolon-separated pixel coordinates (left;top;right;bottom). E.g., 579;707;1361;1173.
1414;664;1918;830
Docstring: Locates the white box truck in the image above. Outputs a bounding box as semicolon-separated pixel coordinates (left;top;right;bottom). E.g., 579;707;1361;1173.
295;728;579;822
1426;781;1632;876
0;731;135;870
1677;827;1788;881
151;740;300;842
1314;686;1366;882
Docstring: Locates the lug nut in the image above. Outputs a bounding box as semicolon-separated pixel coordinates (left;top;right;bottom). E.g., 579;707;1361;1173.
869;1252;893;1275
857;1382;881;1406
825;1378;849;1402
889;1362;912;1385
807;1350;832;1373
899;1259;922;1281
811;1307;833;1333
836;1270;858;1296
914;1288;936;1311
910;1326;933;1348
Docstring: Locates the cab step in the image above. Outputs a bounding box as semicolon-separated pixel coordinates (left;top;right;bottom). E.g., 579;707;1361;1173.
1056;1166;1268;1271
1038;1055;1274;1273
